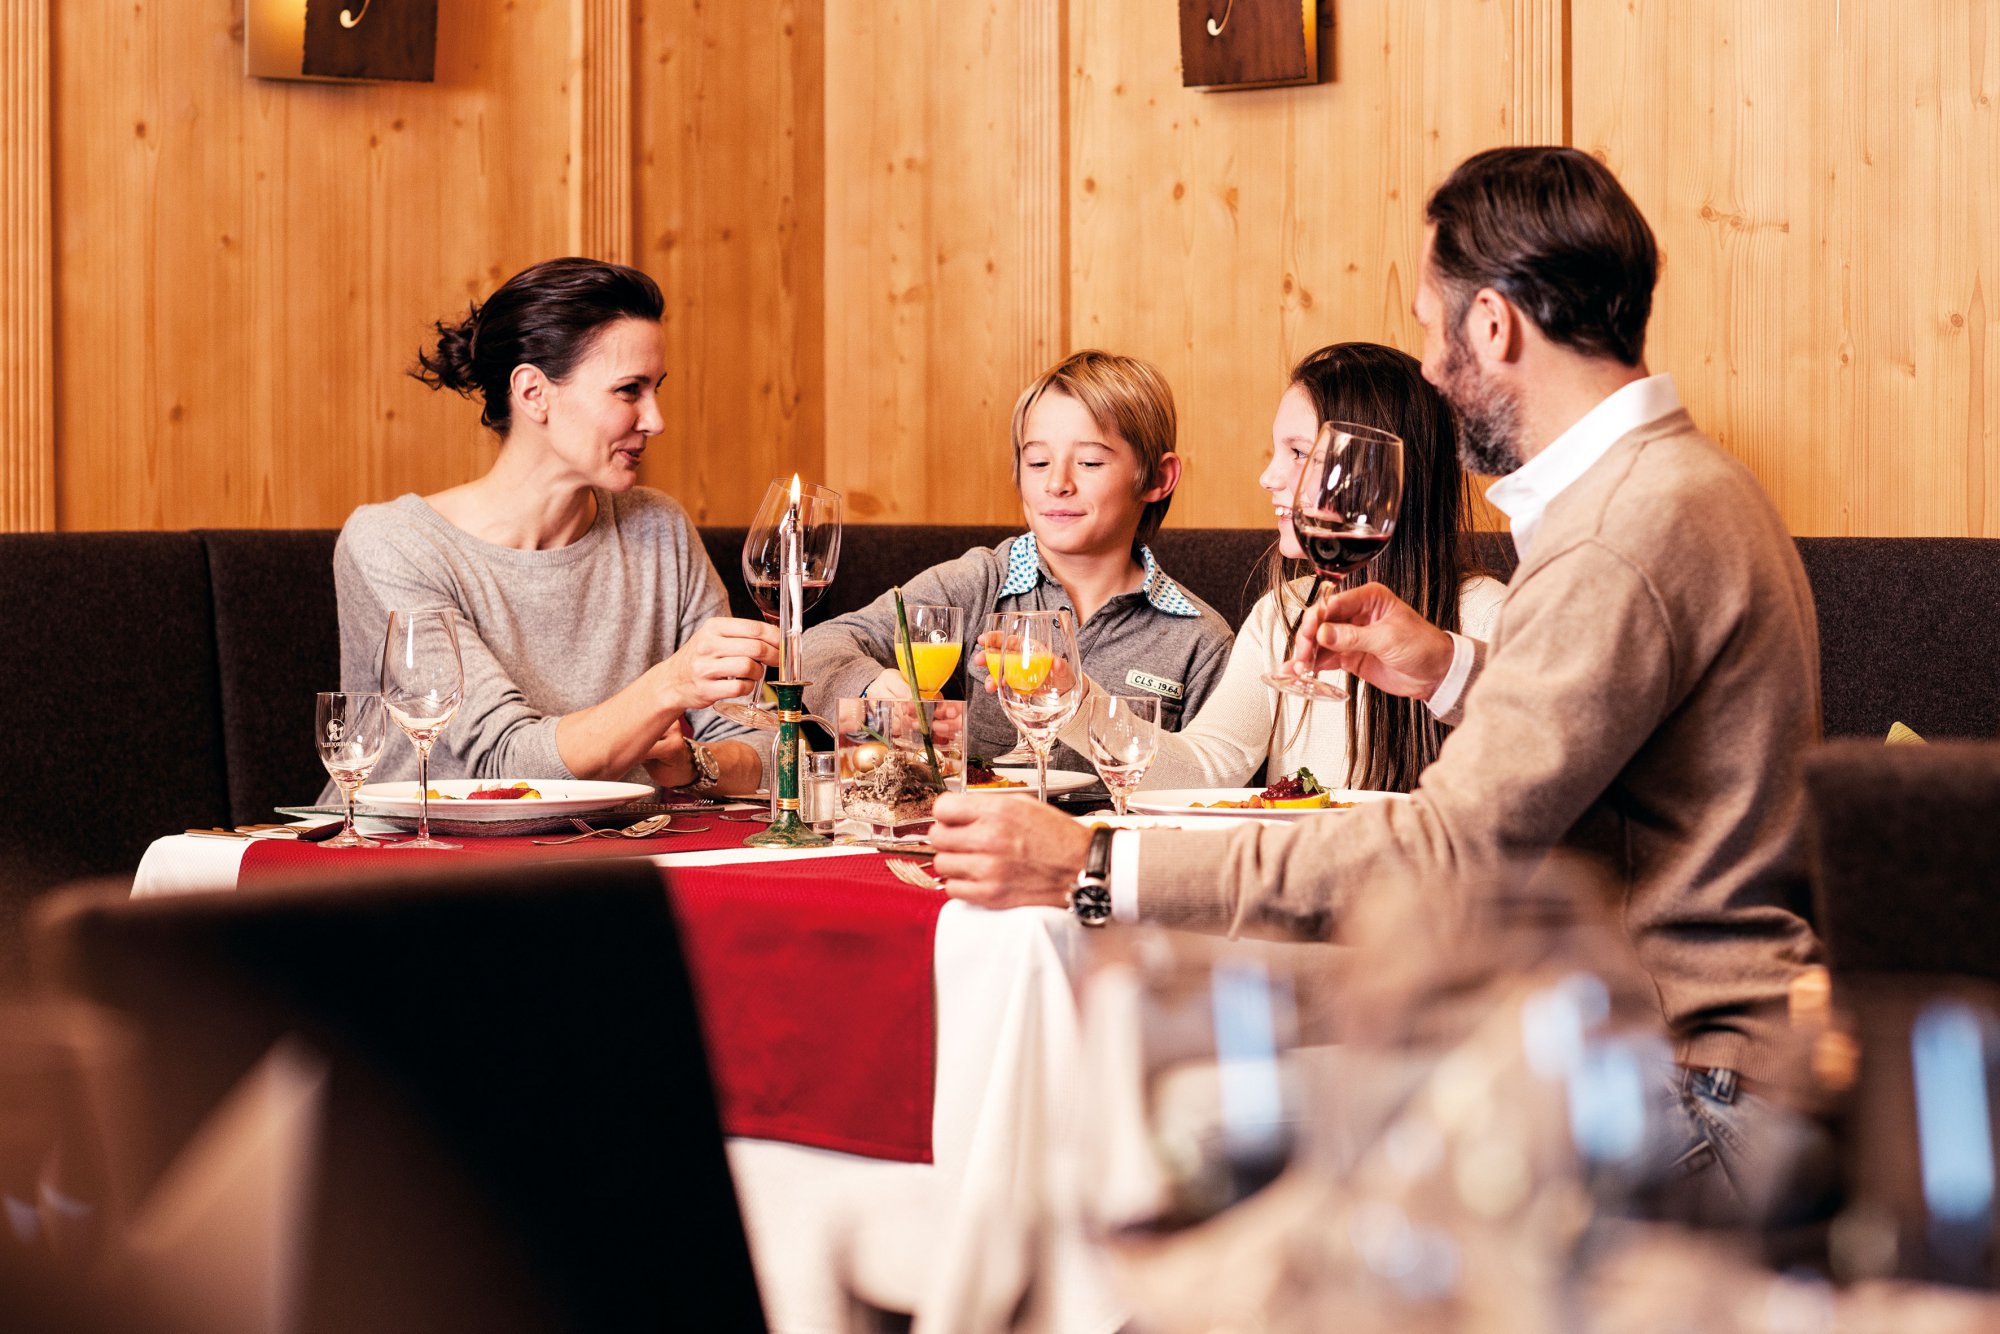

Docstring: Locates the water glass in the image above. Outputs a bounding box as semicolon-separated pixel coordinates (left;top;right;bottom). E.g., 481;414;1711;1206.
1087;693;1161;817
315;691;387;848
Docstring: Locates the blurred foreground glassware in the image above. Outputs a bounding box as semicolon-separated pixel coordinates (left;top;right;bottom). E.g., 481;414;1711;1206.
380;609;464;850
314;691;386;848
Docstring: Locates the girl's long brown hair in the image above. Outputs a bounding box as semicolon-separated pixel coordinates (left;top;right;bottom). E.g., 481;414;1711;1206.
1267;343;1482;792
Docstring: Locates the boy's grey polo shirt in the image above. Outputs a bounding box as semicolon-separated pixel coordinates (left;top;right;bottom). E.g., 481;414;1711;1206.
802;534;1235;772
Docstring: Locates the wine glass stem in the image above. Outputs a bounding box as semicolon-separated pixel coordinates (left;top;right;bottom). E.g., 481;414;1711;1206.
1031;739;1050;804
415;745;432;842
1111;787;1128;817
341;784;358;840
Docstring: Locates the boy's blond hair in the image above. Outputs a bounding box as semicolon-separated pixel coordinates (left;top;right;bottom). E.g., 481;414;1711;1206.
1008;350;1179;550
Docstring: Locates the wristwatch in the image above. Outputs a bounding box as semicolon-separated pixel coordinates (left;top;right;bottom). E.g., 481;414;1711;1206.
686;738;722;793
1069;826;1115;928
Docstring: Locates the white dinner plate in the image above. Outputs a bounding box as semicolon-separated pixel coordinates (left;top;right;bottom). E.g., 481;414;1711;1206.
958;767;1097;798
1125;787;1409;821
354;779;655;821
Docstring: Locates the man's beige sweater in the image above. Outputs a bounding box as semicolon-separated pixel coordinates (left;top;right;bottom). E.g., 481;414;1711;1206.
1134;409;1825;1083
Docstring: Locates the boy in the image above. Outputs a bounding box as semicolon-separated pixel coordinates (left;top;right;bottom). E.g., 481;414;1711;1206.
803;349;1234;772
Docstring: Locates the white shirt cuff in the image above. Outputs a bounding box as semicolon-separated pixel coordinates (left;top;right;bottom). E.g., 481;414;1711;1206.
1426;632;1478;719
1110;830;1141;923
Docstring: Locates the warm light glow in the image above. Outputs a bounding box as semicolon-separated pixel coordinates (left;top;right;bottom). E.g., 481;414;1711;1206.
339;0;373;28
789;473;802;506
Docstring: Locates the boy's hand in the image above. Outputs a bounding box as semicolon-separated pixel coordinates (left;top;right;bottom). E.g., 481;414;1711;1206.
865;668;914;701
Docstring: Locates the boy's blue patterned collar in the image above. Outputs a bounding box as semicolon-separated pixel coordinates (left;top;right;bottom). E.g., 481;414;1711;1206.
997;533;1200;617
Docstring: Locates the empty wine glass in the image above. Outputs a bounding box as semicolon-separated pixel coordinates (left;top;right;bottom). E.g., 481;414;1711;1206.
315;691;387;848
380;609;464;851
1264;421;1405;701
1087;693;1160;817
717;477;842;730
994;609;1082;805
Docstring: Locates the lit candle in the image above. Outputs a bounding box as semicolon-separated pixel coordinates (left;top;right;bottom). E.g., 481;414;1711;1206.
779;473;803;680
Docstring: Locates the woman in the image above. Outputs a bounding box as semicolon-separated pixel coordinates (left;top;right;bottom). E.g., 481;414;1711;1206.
1058;341;1504;792
332;257;775;794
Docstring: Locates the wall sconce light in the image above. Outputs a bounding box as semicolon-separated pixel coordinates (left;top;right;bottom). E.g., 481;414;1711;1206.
246;0;438;83
1179;0;1319;90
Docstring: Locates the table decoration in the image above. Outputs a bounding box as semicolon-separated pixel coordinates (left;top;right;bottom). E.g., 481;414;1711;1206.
747;475;839;849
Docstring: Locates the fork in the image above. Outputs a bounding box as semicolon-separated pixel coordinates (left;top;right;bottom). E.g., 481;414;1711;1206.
532;813;704;846
884;858;942;891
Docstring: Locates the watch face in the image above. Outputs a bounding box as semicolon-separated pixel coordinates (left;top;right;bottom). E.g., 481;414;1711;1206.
1072;881;1112;926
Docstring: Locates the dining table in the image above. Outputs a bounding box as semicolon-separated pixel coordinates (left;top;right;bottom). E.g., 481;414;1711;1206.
131;811;1126;1334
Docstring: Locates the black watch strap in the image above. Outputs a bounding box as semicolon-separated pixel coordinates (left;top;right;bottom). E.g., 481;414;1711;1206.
1071;826;1115;927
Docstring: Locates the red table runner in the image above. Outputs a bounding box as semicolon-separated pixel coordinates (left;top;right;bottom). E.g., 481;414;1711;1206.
238;831;946;1163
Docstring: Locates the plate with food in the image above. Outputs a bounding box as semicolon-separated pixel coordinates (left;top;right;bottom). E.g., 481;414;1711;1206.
1126;768;1407;821
353;779;655;821
960;762;1097;798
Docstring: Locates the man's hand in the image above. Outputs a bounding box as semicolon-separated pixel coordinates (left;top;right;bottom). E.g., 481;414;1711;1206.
658;617;782;712
1280;581;1458;701
643;721;694;788
929;793;1092;909
864;668;914;701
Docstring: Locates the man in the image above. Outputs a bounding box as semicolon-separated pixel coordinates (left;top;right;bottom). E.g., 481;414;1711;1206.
929;147;1826;1212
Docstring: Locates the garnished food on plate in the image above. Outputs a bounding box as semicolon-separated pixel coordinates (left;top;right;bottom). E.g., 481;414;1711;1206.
965;757;1028;790
425;781;543;800
1199;768;1354;811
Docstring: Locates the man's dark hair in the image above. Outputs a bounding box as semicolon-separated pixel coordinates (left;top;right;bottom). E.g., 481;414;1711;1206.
1424;147;1658;367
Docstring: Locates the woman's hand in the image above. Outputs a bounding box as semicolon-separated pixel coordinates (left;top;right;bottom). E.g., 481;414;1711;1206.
928;793;1091;909
658;617;781;713
1283;580;1457;701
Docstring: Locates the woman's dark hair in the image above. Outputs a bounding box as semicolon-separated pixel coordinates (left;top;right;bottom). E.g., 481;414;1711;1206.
411;257;665;433
1265;342;1482;793
1425;147;1658;367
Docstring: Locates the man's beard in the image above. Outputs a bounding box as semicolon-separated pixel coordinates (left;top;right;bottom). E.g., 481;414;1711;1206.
1439;325;1525;476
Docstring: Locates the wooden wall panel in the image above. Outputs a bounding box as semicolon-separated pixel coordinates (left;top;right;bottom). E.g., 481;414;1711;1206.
632;0;823;525
1069;0;1562;530
821;0;1066;524
3;0;54;531
54;0;574;530
1577;1;2000;536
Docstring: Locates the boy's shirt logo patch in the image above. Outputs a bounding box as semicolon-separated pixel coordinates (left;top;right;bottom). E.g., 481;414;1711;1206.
1125;670;1184;701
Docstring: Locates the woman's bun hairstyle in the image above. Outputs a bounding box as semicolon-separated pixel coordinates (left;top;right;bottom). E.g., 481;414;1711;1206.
411;257;664;434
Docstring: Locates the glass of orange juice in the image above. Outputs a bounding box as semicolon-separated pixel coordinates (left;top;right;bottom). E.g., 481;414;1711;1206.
893;605;965;699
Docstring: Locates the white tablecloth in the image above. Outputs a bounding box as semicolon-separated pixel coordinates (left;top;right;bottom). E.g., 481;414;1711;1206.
131;836;1123;1334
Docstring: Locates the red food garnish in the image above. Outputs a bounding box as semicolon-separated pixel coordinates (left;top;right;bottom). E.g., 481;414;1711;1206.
467;785;534;800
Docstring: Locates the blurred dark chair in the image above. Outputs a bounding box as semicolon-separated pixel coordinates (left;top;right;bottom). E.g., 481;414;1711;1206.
0;533;231;994
1804;740;2000;982
32;860;765;1333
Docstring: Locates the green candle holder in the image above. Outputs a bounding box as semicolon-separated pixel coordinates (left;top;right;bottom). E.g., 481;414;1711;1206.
745;680;832;849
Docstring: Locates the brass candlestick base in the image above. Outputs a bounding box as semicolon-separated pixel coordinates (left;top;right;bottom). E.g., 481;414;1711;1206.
745;680;831;849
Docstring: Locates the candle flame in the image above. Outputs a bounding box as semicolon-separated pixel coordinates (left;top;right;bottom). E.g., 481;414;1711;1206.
789;473;802;505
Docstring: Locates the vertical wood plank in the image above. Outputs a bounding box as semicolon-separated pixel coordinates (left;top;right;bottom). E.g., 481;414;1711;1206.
1576;0;1999;537
631;0;823;524
2;0;55;530
1069;0;1536;530
573;0;634;264
54;0;576;530
822;0;1066;525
